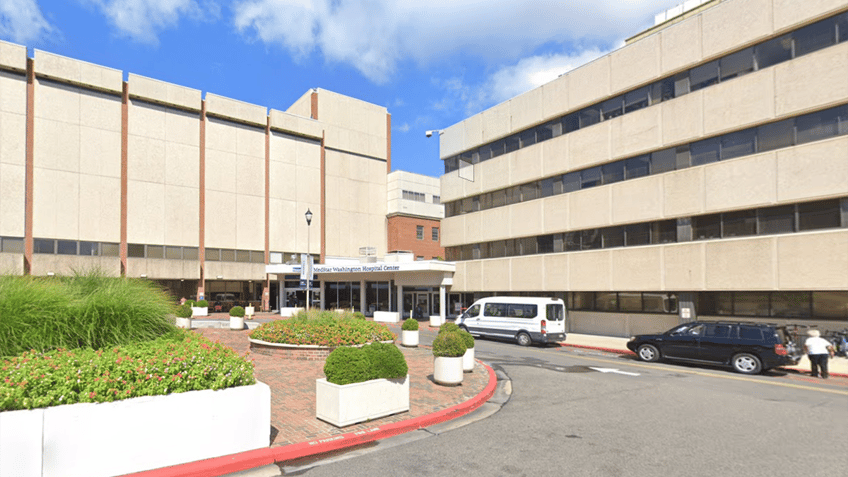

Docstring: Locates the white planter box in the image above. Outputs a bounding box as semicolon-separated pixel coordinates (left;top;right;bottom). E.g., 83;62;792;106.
430;315;443;327
191;306;208;317
433;356;464;385
463;347;475;372
230;316;245;330
373;311;400;323
245;306;255;317
401;329;419;347
0;382;271;477
174;317;193;329
280;307;304;317
316;376;409;427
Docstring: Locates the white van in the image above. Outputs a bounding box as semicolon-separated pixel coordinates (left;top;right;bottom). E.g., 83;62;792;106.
455;297;567;346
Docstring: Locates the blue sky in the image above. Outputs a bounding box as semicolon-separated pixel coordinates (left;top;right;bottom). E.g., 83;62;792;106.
1;0;682;178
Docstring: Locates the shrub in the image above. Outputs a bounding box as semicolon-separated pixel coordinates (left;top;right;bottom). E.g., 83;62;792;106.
185;300;196;308
432;331;467;358
176;303;193;318
361;342;408;380
352;312;366;320
250;312;394;346
402;318;419;331
229;306;245;317
458;329;475;349
323;347;372;385
0;329;255;411
0;271;175;358
438;322;460;335
196;299;209;308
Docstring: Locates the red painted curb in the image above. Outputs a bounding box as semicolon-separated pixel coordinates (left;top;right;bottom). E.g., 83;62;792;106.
124;362;498;477
559;343;848;378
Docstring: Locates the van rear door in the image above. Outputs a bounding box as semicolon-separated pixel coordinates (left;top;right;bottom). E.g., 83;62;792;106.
546;303;566;334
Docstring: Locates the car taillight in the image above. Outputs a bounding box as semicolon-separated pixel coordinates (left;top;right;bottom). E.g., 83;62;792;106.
541;320;547;334
774;344;787;356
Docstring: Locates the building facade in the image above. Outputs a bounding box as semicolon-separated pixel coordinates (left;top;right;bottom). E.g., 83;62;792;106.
0;43;394;312
439;0;848;336
386;171;445;260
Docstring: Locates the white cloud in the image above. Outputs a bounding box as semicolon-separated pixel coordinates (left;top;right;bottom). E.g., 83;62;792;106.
395;123;410;133
82;0;220;45
0;0;54;44
233;0;680;83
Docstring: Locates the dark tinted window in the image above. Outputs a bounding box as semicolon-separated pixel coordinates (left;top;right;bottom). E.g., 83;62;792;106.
723;210;757;237
756;34;792;69
759;205;795;234
581;230;601;250
579;107;600;128
601;96;623;120
650;148;677;174
720;47;754;81
564;232;581;251
78;241;98;256
563;172;581;192
739;326;764;341
602;226;624;248
519;129;536;148
757;119;794;152
693;214;721;240
508;304;537;318
505;135;520;154
689;60;719;91
798;199;841;231
651;220;677;244
127;243;145;258
771;291;811;318
794;18;836;57
581;167;601;188
625;155;650;180
625;223;651;246
796;108;841;144
205;248;220;261
537;234;554;254
704;324;731;338
56;240;77;255
601;161;624;184
34;238;54;254
691;137;721;166
721;128;756;160
624;87;650;113
146;245;163;259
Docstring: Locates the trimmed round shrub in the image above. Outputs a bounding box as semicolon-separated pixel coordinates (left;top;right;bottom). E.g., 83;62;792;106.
362;342;408;380
432;331;467;358
176;303;192;318
402;318;419;331
229;306;245;317
458;329;475;349
438;322;460;334
185;300;196;308
352;312;366;320
196;299;209;308
323;347;372;385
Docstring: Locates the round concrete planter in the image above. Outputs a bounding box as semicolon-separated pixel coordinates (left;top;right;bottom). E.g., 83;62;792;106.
429;315;442;328
401;329;419;347
433;356;464;385
462;347;475;372
175;317;193;329
229;316;245;330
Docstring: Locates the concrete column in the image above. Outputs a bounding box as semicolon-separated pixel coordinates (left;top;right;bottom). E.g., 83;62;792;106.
396;283;403;318
278;281;283;315
319;281;325;310
440;285;446;324
678;292;696;323
359;280;366;314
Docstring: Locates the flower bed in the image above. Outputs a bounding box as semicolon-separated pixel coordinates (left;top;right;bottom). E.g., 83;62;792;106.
249;310;395;347
0;330;255;411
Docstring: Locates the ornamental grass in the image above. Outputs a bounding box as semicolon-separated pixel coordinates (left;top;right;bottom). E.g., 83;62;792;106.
1;329;255;411
250;309;395;346
0;270;175;358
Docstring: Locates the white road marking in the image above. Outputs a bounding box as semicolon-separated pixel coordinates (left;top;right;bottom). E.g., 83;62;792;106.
589;367;640;376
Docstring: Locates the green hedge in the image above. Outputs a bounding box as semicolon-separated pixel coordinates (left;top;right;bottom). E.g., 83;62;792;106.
0;329;255;411
432;331;467;358
176;303;193;318
195;299;209;308
323;342;408;385
251;311;394;346
402;318;419;331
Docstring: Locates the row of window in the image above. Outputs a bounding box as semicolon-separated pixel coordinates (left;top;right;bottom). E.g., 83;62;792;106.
444;11;848;174
401;190;441;204
445;198;846;261
416;225;440;241
445;103;848;217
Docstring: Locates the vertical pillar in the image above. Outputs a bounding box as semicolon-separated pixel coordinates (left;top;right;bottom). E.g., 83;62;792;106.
440;285;446;325
319;281;325;310
396;283;403;318
678;292;696;323
359;279;366;314
197;100;206;300
263;116;271;312
319;131;326;264
386;113;391;173
23;57;34;275
120;82;129;276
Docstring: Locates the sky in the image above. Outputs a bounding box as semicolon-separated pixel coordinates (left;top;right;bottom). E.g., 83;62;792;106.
0;0;683;178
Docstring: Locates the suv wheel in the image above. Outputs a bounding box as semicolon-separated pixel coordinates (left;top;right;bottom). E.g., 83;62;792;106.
637;344;661;362
732;353;762;375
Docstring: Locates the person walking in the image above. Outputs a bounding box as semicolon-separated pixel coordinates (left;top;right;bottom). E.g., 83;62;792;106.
804;329;835;379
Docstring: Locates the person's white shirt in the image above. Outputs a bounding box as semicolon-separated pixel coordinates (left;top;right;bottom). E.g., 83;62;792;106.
805;336;832;355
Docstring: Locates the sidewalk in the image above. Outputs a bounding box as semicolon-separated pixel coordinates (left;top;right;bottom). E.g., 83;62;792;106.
560;332;848;377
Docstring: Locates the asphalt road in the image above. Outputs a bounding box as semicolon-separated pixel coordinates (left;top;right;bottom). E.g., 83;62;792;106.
279;333;848;477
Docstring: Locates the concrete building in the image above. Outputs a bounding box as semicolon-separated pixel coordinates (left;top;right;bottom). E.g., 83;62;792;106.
386;170;445;261
0;43;453;316
438;0;848;336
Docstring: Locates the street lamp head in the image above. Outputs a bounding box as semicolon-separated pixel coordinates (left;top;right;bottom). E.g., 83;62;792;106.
425;129;443;138
305;208;313;226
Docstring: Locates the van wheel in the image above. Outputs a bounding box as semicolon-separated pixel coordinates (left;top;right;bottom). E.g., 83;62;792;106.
516;332;532;346
732;353;762;375
459;325;468;333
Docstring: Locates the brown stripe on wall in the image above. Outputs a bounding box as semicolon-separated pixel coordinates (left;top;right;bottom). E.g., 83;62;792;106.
120;82;129;276
320;131;326;264
311;91;318;120
263;116;271;312
386;113;391;173
23;58;34;274
198;100;206;299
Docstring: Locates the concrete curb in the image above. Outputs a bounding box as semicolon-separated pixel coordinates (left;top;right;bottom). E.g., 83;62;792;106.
125;362;498;477
558;343;848;378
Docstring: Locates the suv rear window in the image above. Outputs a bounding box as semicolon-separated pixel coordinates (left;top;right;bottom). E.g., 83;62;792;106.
739;326;764;340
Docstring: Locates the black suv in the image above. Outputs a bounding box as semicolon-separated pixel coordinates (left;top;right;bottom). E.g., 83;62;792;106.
627;321;801;374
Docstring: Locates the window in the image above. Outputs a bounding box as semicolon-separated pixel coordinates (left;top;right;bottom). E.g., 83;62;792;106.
758;119;794;152
721;128;756;160
690;137;721;166
165;246;182;260
625;223;650;246
759;205;795;234
205;248;220;261
416;256;424;261
651;220;677;244
403;190;425;202
601;96;623;120
601;226;624;248
127;243;145;258
520;182;539;202
416;225;424;240
794;18;836;57
519;129;536;148
183;247;198;260
505;135;520;154
601;161;624;185
221;249;235;262
796;107;842;145
619;293;642;312
101;242;120;257
1;237;24;253
581;167;601;189
581;230;601;250
689;60;719;91
484;303;507;317
56;240;77;255
723;210;757;237
756;34;792;69
720;47;754;81
432;227;439;241
571;292;594;310
78;241;98;256
704;323;732;338
798;199;841;231
650;148;677;174
34;238;55;254
624;87;650;113
734;292;770;316
579;107;600;128
595;292;617;311
813;291;848;319
147;245;163;259
537;234;554;254
771;291;811;318
432;195;440;204
519;237;536;255
625;155;650;180
693;214;721;240
562;172;581;193
540;177;554;198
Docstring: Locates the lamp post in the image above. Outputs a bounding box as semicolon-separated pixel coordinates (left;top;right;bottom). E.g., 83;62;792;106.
305;208;313;310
